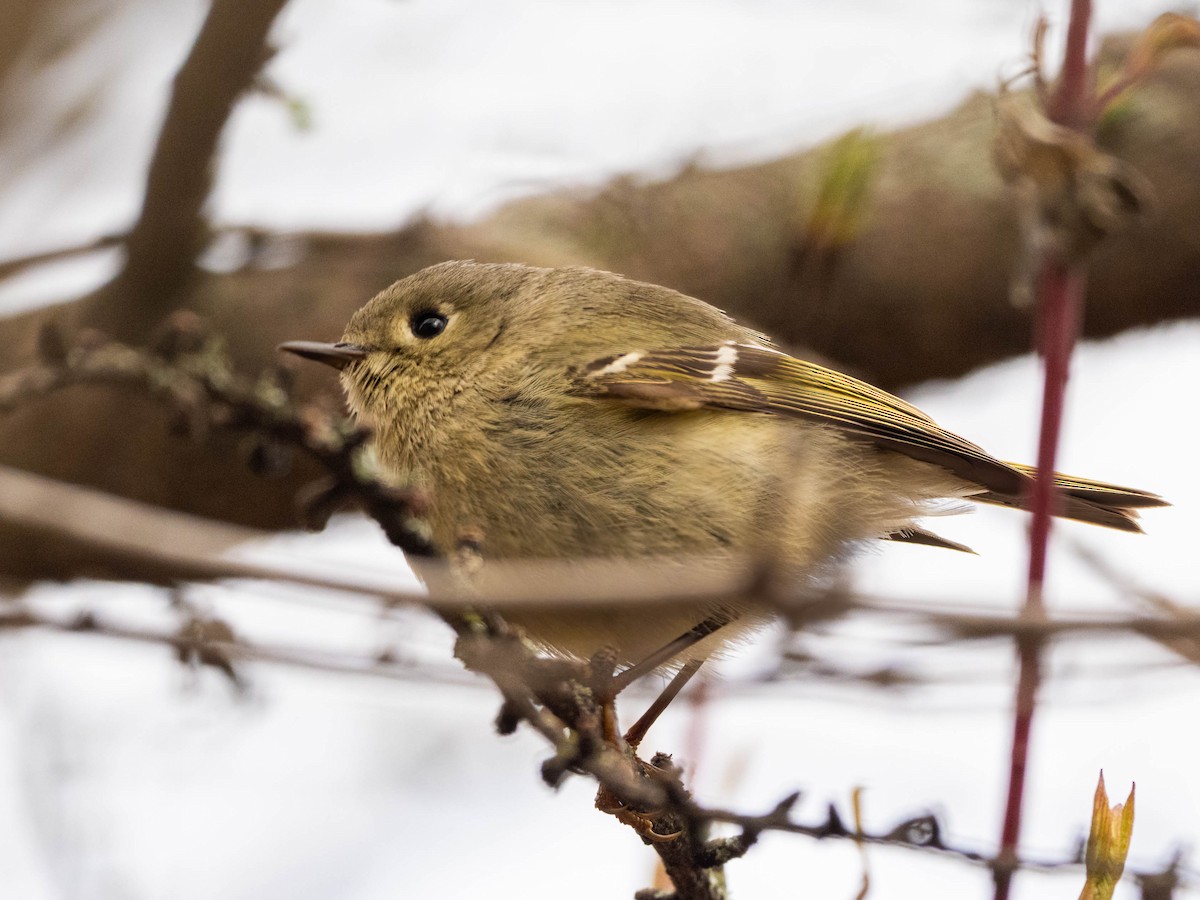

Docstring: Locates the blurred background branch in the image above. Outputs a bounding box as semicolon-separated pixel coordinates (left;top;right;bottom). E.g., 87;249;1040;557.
82;0;291;340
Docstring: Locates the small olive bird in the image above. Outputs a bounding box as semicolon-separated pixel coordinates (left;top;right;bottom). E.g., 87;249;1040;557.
281;261;1164;666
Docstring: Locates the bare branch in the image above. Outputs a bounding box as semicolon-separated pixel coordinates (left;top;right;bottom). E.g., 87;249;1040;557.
2;457;1196;638
86;0;292;339
0;318;437;562
0;234;124;285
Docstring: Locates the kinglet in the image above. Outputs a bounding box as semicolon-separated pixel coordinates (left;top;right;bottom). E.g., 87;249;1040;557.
281;261;1164;663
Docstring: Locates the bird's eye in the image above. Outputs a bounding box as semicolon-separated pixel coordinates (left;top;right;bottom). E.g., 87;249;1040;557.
410;311;448;339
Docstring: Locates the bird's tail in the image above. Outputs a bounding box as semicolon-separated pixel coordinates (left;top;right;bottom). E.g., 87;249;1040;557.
971;463;1168;533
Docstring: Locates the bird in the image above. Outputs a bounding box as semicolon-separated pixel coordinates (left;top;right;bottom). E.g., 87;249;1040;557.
280;260;1165;667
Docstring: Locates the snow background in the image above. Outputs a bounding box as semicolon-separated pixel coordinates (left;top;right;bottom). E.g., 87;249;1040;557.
1;0;1197;897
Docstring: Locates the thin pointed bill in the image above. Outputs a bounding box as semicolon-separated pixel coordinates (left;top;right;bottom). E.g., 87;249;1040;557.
278;340;368;370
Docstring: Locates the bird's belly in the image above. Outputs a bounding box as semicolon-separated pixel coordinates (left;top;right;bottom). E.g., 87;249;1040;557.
407;409;950;663
424;407;790;559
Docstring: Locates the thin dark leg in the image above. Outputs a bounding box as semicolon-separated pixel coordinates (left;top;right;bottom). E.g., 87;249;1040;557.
610;611;733;695
624;658;706;749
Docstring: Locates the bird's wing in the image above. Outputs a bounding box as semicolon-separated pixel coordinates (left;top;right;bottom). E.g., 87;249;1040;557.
570;341;1026;496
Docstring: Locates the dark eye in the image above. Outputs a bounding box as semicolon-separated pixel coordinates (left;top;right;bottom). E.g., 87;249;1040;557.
410;311;447;339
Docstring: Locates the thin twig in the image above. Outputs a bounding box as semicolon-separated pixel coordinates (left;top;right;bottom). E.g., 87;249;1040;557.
0;322;437;559
0;604;461;685
2;461;1197;637
2;540;1194;891
0;235;125;284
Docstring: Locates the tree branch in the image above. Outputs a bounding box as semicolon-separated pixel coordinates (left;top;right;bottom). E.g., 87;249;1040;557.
85;0;291;340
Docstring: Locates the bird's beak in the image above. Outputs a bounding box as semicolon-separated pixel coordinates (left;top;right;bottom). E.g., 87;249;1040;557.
278;340;369;371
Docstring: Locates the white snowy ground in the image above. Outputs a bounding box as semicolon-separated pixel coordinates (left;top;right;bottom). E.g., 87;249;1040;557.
2;1;1197;898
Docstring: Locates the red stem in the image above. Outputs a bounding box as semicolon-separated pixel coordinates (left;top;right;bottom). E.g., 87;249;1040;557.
1050;0;1095;126
1026;264;1086;598
995;2;1093;897
995;262;1086;899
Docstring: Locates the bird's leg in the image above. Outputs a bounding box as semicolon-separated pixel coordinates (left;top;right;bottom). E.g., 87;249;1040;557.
623;658;705;749
610;610;734;694
594;616;731;839
589;611;731;747
595;667;704;842
603;610;732;746
590;611;732;743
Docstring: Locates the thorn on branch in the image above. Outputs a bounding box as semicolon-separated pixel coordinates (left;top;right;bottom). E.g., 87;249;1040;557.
822;801;848;837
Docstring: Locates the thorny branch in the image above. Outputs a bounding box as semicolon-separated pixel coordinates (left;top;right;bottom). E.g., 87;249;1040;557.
1;458;1198;643
1;314;436;558
0;597;1191;895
